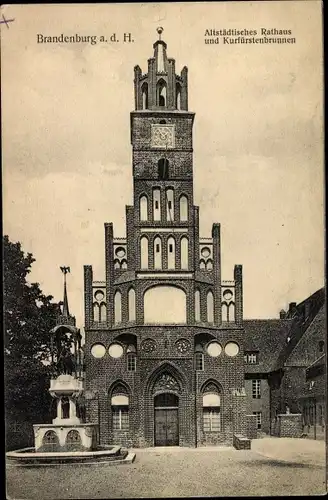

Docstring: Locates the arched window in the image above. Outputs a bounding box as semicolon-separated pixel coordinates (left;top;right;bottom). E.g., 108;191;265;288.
176;83;181;110
207;291;214;324
111;385;129;431
114;259;120;270
158;159;169;180
166;189;174;221
141;82;148;110
140;195;148;221
200;260;206;270
140;236;149;270
167;236;176;269
153;188;161;220
206;259;213;271
222;302;228;322
180;237;189;270
179;195;188;222
195;290;201;322
128;288;136;322
154;237;162;269
127;353;137;372
100;302;106;322
228;302;235;323
114;291;122;324
203;386;221;432
42;430;59;451
93;303;100;322
121;260;127;270
157;79;167;107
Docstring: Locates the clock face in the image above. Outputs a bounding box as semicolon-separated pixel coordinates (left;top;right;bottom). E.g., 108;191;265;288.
151;125;175;149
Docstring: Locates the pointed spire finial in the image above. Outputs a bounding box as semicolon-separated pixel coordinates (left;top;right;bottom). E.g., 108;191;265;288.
60;266;71;317
157;26;164;41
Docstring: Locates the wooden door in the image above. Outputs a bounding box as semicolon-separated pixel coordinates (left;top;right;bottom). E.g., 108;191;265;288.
154;408;179;446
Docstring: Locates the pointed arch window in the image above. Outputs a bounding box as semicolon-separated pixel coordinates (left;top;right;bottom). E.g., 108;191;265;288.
203;386;221;432
154;237;162;269
158;159;169;180
140;195;148;221
179;195;188;222
128;288;136;322
207;291;214;324
111;385;129;431
114;291;122;324
166;189;174;221
141;82;148;110
157;79;167;107
93;303;100;322
140;236;149;270
176;83;181;110
100;302;106;322
153;188;161;220
195;290;201;322
167;236;176;270
180;237;189;270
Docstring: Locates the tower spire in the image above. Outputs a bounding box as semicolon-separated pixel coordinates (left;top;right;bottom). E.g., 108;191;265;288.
60;266;71;317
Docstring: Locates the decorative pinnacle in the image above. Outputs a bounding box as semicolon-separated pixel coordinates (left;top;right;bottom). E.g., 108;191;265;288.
60;266;71;317
157;26;164;40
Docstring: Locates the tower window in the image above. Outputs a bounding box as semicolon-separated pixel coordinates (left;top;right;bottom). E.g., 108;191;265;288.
127;353;136;372
158;158;169;180
140;236;149;269
156;244;160;252
157;79;167;107
169;244;173;253
176;83;181;110
179;195;188;221
168;201;172;209
153;188;161;221
140;195;148;221
167;237;176;269
141;82;148;110
154;237;162;269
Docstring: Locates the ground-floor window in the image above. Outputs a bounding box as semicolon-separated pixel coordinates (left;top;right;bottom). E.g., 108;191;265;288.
253;411;262;430
203;408;221;432
112;406;129;431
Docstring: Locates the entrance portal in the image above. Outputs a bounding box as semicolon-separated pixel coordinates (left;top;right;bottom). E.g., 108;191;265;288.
154;393;179;446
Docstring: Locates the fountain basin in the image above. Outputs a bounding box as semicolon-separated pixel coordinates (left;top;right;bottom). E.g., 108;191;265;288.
6;445;136;466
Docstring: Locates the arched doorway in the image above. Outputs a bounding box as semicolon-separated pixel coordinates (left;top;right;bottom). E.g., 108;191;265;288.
154;393;179;446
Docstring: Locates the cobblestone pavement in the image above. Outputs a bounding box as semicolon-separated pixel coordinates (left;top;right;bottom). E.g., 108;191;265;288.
6;439;327;499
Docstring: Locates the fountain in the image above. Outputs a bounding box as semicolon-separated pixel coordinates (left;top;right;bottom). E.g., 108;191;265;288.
6;267;135;466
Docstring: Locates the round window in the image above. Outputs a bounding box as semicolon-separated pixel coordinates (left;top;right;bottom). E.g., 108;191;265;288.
94;290;105;301
201;247;211;258
91;343;106;358
225;342;239;357
223;289;233;301
108;343;124;358
115;247;126;258
207;341;222;357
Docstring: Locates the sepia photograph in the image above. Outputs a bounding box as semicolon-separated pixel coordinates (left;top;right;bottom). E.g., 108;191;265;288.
2;1;326;498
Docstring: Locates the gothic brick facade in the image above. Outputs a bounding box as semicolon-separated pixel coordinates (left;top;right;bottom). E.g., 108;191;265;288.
83;30;247;448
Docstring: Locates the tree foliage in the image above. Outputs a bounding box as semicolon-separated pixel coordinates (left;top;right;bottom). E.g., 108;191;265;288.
4;235;60;435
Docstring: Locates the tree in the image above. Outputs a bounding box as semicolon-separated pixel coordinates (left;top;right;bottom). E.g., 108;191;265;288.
4;235;60;448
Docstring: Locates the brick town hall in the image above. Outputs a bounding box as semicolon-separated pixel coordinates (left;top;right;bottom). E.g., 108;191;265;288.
82;29;325;448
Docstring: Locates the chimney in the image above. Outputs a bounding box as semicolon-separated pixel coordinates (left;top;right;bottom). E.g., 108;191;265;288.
280;309;287;319
288;302;297;317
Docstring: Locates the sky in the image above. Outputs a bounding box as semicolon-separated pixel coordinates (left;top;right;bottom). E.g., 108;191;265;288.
2;2;324;329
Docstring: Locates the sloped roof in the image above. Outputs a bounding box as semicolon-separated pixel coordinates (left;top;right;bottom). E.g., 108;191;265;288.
243;319;292;373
